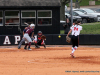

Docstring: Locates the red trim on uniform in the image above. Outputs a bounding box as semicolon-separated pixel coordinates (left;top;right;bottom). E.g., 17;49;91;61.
41;42;44;45
74;48;76;50
38;37;41;40
35;41;37;43
42;40;43;42
41;40;44;45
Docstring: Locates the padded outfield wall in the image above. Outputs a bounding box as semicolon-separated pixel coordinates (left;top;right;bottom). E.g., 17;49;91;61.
0;34;100;45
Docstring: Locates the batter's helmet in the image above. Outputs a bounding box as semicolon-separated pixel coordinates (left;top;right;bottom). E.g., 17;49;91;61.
30;24;35;29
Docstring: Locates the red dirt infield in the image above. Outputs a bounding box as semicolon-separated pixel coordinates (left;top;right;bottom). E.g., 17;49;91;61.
0;45;100;75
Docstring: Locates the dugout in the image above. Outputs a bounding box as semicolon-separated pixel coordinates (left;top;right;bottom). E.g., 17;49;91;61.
0;0;60;35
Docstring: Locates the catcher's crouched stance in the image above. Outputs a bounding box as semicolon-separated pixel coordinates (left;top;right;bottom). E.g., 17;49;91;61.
33;31;46;48
66;21;82;58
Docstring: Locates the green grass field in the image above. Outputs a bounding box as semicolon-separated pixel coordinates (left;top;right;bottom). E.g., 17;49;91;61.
66;0;100;6
60;22;100;34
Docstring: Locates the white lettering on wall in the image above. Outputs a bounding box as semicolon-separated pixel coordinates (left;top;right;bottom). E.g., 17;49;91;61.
15;36;21;44
3;36;11;44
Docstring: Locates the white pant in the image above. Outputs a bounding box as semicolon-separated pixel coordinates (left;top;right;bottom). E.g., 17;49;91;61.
24;33;32;43
25;37;34;44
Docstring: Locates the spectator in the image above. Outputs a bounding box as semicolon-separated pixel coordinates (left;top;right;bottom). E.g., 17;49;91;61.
38;19;44;24
6;19;13;25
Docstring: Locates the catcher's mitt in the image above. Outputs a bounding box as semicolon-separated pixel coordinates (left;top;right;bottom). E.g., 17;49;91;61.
66;36;71;43
41;35;46;40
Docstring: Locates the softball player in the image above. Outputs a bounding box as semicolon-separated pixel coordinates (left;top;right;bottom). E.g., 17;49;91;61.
18;25;34;49
67;21;82;58
24;30;34;50
18;24;35;50
34;31;46;48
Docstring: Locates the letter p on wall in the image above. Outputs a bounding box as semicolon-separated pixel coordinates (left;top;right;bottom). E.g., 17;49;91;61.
15;36;21;44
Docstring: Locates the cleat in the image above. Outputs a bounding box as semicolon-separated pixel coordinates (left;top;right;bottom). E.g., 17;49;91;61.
70;53;75;58
44;45;46;48
18;47;20;49
43;43;46;48
28;48;32;50
35;45;40;48
18;46;21;49
24;47;27;50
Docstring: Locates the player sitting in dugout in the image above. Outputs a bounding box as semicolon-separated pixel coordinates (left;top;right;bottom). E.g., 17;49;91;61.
33;31;46;48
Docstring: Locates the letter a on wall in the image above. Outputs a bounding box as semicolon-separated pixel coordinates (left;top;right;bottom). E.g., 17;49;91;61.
3;36;11;44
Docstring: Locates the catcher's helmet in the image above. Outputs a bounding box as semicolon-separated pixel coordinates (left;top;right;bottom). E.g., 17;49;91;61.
38;31;42;36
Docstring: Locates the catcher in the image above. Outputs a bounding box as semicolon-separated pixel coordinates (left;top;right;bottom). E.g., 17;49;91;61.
33;31;46;48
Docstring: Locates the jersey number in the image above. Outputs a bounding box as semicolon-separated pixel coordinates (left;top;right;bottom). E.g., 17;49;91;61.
26;29;29;32
74;27;78;31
